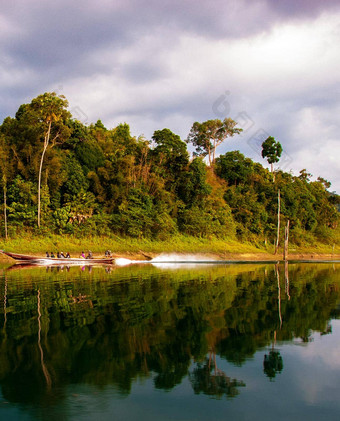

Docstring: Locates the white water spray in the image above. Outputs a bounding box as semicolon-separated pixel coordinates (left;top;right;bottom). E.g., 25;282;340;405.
115;258;134;266
115;253;216;266
150;253;215;263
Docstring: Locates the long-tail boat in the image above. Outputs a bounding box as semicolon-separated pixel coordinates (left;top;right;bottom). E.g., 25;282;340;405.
0;250;114;265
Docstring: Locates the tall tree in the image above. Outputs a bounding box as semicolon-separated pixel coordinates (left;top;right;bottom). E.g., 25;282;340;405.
187;118;242;166
16;93;72;227
261;136;282;174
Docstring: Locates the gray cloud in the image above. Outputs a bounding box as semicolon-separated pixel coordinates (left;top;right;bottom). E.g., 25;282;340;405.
1;0;340;191
3;0;338;75
1;0;338;90
265;0;340;18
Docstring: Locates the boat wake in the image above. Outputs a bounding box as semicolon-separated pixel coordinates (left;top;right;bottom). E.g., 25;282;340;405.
114;257;147;266
115;254;217;267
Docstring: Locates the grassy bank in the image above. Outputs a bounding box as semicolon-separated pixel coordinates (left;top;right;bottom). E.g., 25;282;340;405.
1;234;339;261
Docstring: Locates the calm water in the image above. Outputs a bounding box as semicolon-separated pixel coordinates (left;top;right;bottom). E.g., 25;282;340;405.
0;260;339;420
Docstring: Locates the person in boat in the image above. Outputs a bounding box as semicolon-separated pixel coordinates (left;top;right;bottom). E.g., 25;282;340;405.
60;252;65;258
86;250;93;259
66;252;71;258
46;252;50;258
57;251;61;258
51;252;55;258
80;251;85;258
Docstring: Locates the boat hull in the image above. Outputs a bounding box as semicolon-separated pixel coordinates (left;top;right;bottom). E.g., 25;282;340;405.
0;250;114;265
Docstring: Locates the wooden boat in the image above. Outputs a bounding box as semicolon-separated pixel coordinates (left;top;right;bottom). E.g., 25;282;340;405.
0;250;114;265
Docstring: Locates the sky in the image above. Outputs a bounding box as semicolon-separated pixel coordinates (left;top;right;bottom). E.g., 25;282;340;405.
1;0;340;192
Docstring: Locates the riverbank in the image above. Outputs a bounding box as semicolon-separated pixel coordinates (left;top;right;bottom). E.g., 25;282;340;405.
1;234;339;262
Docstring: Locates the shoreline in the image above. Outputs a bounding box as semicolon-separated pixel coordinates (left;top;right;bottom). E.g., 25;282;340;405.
1;250;340;264
1;234;339;264
112;251;340;262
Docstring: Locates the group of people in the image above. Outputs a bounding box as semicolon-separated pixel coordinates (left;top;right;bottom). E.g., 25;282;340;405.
46;251;71;258
46;250;108;259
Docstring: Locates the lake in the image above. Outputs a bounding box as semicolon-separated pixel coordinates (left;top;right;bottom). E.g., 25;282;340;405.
0;260;339;420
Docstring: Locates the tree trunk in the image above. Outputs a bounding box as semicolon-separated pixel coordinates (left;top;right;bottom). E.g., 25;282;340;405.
37;120;52;228
274;189;280;254
283;220;289;260
212;138;216;165
207;142;212;167
3;177;7;240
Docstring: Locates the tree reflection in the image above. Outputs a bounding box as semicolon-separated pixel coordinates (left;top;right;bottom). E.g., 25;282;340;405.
275;263;282;329
262;264;284;380
37;289;52;390
189;352;245;398
0;263;338;408
263;330;283;380
263;350;283;380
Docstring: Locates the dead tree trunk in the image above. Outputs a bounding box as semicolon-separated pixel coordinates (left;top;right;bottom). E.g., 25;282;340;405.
3;177;7;240
274;189;280;255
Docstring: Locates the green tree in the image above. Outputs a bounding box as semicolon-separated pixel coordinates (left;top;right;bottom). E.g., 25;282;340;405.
177;158;211;207
6;175;37;226
178;197;235;238
151;128;189;185
261;136;282;174
9;93;72;227
111;123;137;156
187;118;242;166
31;93;71;227
215;151;254;186
117;188;155;237
94;119;107;130
75;140;105;175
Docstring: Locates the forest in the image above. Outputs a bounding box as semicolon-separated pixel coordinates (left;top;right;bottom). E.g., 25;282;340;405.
0;92;339;247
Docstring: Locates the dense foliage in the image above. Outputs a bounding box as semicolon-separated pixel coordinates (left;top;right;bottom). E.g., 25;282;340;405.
0;92;339;246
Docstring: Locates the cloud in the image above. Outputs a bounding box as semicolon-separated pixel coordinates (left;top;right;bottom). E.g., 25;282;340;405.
2;0;337;77
265;0;340;19
278;321;340;406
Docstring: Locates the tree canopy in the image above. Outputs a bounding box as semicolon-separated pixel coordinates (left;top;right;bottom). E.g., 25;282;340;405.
261;136;283;173
0;92;338;246
187;118;242;166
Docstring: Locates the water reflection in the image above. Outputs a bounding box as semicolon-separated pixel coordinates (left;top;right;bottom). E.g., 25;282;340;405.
189;351;246;398
0;262;339;419
37;289;52;390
